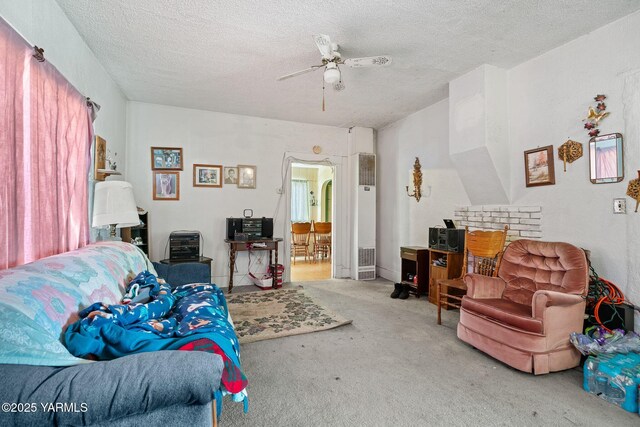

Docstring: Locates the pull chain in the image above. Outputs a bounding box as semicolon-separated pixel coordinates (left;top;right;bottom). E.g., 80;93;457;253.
322;77;326;112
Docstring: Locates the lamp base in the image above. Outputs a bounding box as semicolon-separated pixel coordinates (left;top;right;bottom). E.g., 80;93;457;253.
97;224;122;241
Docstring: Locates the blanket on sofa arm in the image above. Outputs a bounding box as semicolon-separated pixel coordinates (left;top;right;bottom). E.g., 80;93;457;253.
64;271;248;410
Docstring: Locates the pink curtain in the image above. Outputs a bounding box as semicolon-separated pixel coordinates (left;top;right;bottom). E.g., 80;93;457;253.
0;18;92;269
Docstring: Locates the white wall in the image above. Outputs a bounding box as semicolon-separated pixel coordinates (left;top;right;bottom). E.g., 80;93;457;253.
377;10;640;327
317;166;333;222
508;10;640;307
0;0;127;166
126;102;353;287
377;99;470;282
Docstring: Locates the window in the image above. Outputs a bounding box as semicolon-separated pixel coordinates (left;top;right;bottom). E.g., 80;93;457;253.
291;180;310;222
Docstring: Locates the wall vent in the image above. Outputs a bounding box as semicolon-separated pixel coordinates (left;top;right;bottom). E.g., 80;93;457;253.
358;247;375;267
357;269;376;281
359;153;376;186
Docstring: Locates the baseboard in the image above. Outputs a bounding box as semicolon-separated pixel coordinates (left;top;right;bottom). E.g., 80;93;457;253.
376;265;399;283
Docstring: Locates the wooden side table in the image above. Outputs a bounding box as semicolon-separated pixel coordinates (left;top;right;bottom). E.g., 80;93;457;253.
225;238;283;293
400;246;429;297
427;249;463;305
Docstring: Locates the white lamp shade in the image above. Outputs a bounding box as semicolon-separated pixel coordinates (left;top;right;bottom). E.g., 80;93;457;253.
92;181;140;228
324;67;340;84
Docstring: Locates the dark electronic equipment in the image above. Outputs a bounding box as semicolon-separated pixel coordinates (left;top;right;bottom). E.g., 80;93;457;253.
584;302;635;333
443;219;456;229
169;231;200;261
428;227;465;253
226;217;274;240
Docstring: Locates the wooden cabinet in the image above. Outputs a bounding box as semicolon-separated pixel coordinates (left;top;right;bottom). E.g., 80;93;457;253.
428;249;463;305
121;211;150;257
400;246;429;297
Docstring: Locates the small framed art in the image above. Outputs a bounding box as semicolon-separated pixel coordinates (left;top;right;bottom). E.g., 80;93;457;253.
224;167;238;185
153;171;180;200
193;164;222;188
151;147;183;170
524;145;555;187
237;165;257;189
94;135;107;180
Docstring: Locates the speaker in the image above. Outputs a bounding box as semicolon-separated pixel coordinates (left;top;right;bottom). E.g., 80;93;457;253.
445;229;465;252
428;228;439;248
261;217;273;238
226;218;243;240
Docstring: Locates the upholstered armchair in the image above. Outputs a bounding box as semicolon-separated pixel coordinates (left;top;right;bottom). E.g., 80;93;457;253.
457;239;588;375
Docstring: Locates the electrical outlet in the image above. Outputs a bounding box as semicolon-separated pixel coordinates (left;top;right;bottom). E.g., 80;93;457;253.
613;198;626;214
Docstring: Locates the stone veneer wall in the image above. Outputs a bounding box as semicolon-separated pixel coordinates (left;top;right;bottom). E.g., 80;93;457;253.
454;205;542;242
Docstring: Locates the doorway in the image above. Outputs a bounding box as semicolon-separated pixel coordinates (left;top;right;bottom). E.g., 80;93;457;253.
290;163;334;281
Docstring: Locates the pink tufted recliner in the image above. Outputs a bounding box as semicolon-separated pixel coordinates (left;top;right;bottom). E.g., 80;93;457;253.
457;239;588;374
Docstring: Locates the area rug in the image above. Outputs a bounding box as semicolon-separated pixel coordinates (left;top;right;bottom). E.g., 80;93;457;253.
226;288;353;344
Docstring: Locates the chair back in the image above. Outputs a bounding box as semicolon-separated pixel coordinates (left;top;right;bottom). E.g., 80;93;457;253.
498;239;588;306
313;222;331;234
291;222;312;245
462;226;508;278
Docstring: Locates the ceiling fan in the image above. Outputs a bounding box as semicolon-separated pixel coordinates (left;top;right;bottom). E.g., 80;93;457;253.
277;34;392;95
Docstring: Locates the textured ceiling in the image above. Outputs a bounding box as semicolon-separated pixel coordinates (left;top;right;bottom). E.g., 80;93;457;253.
56;0;640;129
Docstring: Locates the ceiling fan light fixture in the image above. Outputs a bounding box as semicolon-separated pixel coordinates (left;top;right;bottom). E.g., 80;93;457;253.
323;64;340;84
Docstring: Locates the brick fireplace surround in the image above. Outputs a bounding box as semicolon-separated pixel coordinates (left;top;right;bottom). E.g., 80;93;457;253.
454;206;542;242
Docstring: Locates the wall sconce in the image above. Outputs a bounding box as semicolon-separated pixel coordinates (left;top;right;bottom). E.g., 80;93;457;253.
310;190;317;206
406;157;422;202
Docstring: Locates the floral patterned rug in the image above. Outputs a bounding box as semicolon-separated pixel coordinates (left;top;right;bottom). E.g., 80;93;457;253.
226;288;352;344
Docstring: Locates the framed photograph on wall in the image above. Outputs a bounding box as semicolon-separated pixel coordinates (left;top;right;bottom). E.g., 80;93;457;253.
193;164;222;187
94;135;107;180
151;147;183;170
237;165;257;189
224;167;238;185
524;145;555;187
153;171;180;200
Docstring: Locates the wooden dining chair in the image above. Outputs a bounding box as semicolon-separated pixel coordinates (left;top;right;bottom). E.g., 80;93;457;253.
437;225;508;324
291;222;312;264
313;222;331;261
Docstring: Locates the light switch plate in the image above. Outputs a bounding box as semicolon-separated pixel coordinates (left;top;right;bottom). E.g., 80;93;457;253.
613;198;626;214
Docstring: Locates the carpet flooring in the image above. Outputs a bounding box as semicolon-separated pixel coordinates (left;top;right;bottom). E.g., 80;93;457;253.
220;279;638;426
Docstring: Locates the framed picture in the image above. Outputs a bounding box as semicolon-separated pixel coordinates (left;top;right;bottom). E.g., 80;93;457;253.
193;164;222;187
151;147;183;170
94;135;107;180
153;171;180;200
237;165;257;189
224;167;238;185
524;145;555;187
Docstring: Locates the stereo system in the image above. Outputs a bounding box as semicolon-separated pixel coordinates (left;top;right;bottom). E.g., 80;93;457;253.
169;231;200;261
226;217;273;240
428;227;465;253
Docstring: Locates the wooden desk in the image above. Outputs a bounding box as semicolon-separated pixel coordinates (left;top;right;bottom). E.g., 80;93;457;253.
225;238;283;293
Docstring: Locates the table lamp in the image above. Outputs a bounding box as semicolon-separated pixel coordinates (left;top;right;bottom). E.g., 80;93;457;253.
92;181;140;240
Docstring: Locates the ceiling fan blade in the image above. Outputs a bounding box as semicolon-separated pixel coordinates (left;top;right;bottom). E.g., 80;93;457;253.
313;34;333;59
276;65;323;81
344;55;392;68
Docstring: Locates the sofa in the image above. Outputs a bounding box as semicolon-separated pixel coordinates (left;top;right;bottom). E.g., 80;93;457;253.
0;242;224;426
457;239;588;375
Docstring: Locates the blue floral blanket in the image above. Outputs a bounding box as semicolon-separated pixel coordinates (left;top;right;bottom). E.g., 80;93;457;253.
64;271;248;410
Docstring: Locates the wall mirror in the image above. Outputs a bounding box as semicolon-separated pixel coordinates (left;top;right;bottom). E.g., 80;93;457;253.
589;133;624;184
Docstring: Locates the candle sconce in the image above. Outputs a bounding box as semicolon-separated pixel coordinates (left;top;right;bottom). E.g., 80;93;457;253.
406;157;422;202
